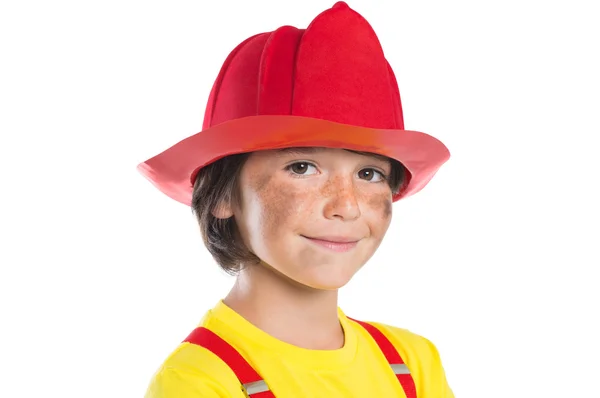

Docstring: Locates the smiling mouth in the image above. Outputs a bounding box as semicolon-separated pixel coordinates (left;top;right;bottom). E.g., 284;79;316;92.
301;236;360;252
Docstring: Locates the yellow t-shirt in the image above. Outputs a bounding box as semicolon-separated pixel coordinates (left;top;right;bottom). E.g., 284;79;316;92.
145;301;454;397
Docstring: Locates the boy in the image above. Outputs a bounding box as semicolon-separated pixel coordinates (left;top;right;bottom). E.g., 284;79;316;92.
139;2;453;397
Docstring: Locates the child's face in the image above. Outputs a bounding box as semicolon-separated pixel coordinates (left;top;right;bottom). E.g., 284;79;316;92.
231;147;394;290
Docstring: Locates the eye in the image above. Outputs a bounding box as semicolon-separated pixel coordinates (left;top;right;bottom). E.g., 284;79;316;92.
286;162;318;176
358;168;386;182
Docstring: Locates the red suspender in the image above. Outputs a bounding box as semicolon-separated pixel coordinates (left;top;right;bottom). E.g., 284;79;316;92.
183;327;275;397
184;320;417;398
349;318;417;398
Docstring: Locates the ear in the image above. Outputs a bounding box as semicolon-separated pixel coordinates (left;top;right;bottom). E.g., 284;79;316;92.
211;200;234;219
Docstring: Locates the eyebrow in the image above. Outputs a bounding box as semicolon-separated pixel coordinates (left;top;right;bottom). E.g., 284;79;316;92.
273;147;321;156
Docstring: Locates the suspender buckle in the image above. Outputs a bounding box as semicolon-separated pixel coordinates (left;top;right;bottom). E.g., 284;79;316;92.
390;363;411;375
241;380;270;397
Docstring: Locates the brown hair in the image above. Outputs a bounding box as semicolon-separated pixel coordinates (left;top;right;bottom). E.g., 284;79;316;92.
191;150;406;274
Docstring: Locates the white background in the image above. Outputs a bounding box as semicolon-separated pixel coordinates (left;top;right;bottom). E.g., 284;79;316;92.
1;0;599;397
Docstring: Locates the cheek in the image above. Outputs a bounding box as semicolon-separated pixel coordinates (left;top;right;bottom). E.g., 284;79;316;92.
383;198;392;219
366;192;393;232
247;176;315;240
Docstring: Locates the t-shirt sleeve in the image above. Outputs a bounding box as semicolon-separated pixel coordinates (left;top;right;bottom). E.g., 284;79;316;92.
144;366;232;398
420;337;455;398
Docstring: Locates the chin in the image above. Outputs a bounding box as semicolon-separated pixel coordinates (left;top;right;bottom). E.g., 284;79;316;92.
308;280;352;291
296;267;359;291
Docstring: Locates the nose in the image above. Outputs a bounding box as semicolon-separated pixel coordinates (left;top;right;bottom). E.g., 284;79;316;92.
322;175;361;221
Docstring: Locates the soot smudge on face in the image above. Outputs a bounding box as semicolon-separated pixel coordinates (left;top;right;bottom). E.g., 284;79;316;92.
367;191;393;220
247;169;301;239
252;170;272;193
383;197;392;219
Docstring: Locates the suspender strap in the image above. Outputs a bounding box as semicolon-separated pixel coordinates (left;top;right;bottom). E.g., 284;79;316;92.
183;327;275;397
350;318;417;398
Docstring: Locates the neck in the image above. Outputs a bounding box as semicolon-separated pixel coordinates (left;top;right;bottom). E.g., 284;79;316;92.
223;262;344;350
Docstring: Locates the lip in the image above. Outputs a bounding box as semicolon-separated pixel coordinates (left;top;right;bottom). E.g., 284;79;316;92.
302;235;360;252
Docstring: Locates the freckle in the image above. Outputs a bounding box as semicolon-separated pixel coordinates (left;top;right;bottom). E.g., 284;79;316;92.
320;176;338;197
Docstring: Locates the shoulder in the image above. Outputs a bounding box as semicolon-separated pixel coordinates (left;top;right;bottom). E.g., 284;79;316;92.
368;321;441;361
144;340;244;398
351;319;455;397
349;318;441;365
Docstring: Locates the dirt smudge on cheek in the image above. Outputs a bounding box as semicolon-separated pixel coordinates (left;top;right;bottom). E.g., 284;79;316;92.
252;171;272;194
249;172;307;240
367;192;393;221
383;198;392;219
